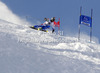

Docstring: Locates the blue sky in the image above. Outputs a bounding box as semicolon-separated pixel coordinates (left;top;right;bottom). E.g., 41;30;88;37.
2;0;100;42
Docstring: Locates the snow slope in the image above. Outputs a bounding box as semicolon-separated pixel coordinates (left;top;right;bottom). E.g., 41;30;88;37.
0;1;100;73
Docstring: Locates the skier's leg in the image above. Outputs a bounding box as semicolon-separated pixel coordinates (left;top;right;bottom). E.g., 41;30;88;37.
52;28;55;33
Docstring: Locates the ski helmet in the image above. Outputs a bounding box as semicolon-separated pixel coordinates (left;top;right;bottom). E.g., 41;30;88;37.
44;18;47;21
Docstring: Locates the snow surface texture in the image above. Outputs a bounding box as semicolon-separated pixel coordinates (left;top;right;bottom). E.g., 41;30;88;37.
0;1;100;73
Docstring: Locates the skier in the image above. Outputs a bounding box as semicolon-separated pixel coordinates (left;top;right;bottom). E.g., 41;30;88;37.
30;17;59;33
50;17;55;33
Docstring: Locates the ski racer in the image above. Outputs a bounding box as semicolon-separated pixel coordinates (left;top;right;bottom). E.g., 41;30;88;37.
30;17;60;33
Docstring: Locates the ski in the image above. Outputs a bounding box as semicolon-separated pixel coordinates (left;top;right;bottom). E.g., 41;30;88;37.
30;26;48;32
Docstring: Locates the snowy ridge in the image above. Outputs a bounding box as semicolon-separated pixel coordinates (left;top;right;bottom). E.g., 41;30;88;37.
0;1;100;73
0;18;100;65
